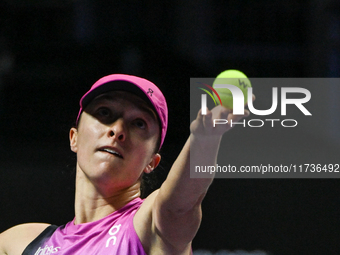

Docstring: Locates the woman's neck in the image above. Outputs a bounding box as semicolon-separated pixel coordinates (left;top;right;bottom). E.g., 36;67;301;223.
73;168;141;225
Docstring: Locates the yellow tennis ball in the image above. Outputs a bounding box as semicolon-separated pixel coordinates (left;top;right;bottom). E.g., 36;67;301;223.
212;69;251;109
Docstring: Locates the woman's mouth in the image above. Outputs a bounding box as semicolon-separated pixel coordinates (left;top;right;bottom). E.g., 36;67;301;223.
98;147;123;158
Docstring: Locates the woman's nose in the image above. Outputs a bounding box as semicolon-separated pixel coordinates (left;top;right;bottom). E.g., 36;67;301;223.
108;119;126;141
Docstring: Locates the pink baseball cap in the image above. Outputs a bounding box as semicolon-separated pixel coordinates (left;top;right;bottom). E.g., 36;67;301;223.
76;74;168;150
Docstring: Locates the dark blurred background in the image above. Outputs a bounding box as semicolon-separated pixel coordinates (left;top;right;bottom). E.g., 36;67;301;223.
0;1;340;255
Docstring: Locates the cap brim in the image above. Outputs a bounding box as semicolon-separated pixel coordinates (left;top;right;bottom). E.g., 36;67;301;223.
81;80;154;110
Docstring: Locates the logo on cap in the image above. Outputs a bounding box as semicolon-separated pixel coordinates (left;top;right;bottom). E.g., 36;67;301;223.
147;88;154;97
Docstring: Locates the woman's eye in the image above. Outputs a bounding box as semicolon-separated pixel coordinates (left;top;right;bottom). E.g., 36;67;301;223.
134;119;147;129
97;107;111;117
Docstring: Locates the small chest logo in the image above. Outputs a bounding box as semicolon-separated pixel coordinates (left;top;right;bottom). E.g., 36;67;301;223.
105;224;121;248
34;245;61;255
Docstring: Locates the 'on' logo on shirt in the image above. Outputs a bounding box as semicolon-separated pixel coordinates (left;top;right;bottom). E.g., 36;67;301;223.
106;224;121;248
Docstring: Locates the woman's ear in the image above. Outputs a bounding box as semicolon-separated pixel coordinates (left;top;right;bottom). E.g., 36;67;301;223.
69;127;78;153
144;153;161;174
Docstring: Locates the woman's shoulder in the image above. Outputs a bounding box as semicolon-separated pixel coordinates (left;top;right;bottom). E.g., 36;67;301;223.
0;223;51;255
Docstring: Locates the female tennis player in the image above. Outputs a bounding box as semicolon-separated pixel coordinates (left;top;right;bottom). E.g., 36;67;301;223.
0;74;250;255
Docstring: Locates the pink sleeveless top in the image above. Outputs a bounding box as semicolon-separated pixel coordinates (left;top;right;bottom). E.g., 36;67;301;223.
30;198;146;255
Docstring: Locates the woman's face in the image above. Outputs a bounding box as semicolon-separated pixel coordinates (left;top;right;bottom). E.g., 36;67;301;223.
69;91;161;192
